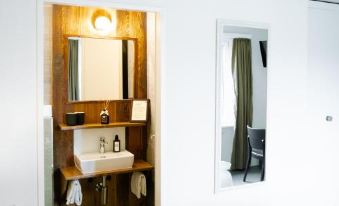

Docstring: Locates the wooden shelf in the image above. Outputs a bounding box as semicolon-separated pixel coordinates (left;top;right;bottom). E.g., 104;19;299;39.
60;160;153;181
59;122;146;131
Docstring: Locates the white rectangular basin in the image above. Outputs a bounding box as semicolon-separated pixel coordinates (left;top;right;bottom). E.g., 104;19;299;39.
74;150;134;174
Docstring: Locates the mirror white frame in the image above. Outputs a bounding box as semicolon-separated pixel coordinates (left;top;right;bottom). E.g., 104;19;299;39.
214;19;270;193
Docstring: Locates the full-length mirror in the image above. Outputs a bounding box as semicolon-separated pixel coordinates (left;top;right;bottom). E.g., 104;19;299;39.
215;21;268;190
67;37;136;102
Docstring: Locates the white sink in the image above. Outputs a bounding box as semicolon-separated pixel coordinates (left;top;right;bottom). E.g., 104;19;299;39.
74;150;134;174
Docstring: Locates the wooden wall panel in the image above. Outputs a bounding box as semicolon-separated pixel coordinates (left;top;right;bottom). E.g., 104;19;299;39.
116;10;147;98
52;4;147;168
52;5;150;206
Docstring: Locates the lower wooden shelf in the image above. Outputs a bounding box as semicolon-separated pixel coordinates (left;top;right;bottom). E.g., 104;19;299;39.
61;160;153;181
59;122;146;131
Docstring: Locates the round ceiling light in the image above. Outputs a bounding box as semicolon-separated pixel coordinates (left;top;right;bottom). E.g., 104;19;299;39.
94;16;112;31
91;10;115;34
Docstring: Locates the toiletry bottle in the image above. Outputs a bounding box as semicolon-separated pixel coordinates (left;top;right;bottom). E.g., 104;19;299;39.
113;135;120;152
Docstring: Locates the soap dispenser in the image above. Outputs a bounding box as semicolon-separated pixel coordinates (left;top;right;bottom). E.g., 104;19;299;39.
113;135;120;152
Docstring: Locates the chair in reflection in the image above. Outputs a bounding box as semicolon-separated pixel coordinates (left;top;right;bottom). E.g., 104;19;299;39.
243;126;265;182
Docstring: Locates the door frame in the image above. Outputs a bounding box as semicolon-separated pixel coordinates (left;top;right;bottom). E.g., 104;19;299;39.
36;1;165;205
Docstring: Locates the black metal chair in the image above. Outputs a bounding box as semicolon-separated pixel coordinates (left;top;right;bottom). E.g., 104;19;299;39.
243;126;266;182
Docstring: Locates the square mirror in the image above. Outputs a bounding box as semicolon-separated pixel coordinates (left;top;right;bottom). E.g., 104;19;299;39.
67;37;136;102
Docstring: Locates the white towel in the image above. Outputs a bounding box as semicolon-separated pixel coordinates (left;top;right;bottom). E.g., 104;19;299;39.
131;172;147;199
66;180;83;206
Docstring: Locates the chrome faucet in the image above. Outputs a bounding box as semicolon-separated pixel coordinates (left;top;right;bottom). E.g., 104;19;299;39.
99;137;108;154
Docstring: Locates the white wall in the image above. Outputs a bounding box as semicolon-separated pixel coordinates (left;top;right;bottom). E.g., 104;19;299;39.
306;3;339;205
74;128;126;155
81;38;123;100
128;41;135;98
221;127;234;162
161;0;310;205
0;0;38;205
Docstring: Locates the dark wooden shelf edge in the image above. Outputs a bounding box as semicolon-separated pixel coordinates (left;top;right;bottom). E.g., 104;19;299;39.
61;160;153;181
59;122;146;131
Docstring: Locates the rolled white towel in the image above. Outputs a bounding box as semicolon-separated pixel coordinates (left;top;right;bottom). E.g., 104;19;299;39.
74;180;82;206
66;181;75;205
140;175;146;197
131;172;147;199
66;180;82;206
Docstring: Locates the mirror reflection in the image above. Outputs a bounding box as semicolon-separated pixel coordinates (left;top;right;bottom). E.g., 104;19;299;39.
217;25;268;188
67;37;135;102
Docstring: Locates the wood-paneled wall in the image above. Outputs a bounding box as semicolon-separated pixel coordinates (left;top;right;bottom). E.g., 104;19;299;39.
52;5;150;206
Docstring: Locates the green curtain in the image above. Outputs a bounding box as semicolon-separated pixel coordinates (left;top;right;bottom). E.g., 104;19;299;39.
68;39;79;101
230;38;253;170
